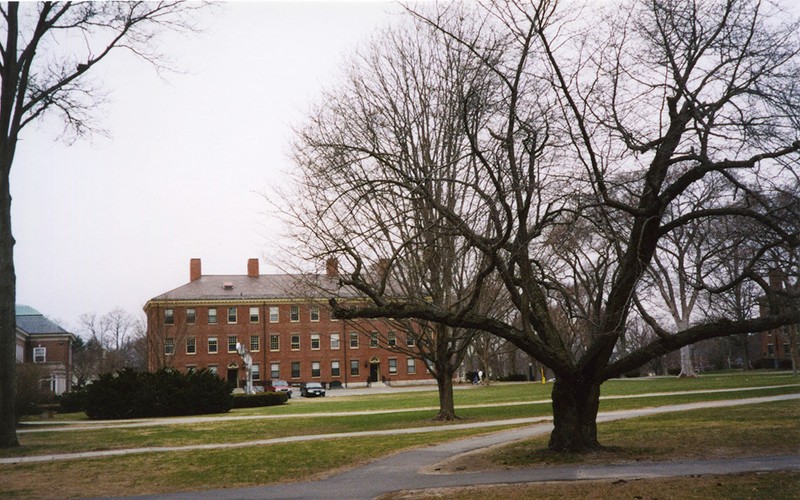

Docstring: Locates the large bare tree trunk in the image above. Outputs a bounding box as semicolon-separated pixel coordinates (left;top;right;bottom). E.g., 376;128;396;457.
548;376;601;451
678;345;698;378
0;154;17;447
434;372;457;421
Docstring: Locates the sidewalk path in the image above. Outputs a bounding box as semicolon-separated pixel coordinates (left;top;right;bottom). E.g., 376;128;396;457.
129;394;800;499
4;393;799;500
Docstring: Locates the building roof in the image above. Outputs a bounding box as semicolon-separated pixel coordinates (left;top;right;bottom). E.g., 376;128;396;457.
146;273;361;305
16;304;72;337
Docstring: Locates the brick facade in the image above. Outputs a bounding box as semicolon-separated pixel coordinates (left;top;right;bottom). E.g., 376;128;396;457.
16;305;75;395
145;259;434;388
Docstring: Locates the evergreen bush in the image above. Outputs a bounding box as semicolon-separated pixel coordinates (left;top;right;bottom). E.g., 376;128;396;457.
84;368;232;419
231;392;288;408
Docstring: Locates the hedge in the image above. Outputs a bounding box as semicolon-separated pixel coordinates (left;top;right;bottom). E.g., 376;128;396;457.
84;368;233;419
232;392;288;408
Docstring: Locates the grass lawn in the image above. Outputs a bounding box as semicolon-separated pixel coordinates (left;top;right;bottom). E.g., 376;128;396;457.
396;399;800;500
1;370;797;498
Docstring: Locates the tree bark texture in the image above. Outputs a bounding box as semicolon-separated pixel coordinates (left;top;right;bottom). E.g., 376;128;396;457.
434;373;457;421
548;376;602;451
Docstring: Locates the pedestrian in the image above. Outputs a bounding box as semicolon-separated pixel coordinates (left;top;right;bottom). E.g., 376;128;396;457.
478;370;484;382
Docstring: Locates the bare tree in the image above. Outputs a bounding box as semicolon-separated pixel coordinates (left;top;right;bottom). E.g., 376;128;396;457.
291;0;800;453
283;13;504;420
0;1;204;447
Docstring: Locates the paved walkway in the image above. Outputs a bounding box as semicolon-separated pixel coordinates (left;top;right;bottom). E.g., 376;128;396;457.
5;393;797;498
127;394;800;500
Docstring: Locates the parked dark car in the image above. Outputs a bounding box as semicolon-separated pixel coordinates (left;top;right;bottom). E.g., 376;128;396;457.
300;382;326;398
265;379;293;398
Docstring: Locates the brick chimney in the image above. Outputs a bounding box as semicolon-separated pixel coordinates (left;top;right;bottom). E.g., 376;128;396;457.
247;258;260;277
190;258;202;282
326;257;339;277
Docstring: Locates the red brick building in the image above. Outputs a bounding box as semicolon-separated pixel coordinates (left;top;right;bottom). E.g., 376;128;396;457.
15;305;75;395
145;258;434;388
756;271;799;369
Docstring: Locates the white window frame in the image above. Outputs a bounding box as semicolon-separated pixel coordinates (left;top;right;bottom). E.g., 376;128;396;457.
407;357;416;374
208;337;218;354
290;305;300;322
33;346;46;363
330;333;340;350
310;306;320;322
311;334;320;350
388;358;398;374
250;335;260;352
269;306;279;323
186;337;196;355
250;306;259;323
228;306;237;324
311;361;321;378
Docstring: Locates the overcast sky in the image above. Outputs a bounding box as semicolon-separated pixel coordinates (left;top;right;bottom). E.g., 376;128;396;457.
12;1;405;332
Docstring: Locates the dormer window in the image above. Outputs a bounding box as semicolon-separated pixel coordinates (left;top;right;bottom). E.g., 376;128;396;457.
223;282;234;290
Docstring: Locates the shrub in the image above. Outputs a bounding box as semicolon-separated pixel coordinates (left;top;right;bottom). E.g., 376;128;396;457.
624;370;641;378
232;392;288;408
58;387;89;413
85;368;233;419
498;373;528;382
15;364;53;421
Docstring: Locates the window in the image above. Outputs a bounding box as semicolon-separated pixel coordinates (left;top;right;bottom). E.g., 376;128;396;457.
164;308;174;325
291;335;300;350
311;334;320;350
250;307;259;323
186;308;196;324
350;359;360;376
406;333;415;347
290;305;300;322
252;363;261;381
208;337;218;354
250;335;260;352
330;333;340;350
311;361;321;378
310;306;320;322
33;347;46;363
407;357;416;374
165;338;175;356
186;337;196;355
388;331;396;347
228;336;238;353
784;343;791;357
331;360;341;377
388;358;398;374
291;361;301;379
228;306;237;324
370;332;379;348
350;332;359;348
208;308;218;324
208;365;218;375
270;334;280;351
768;344;775;356
270;362;280;379
269;306;279;323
